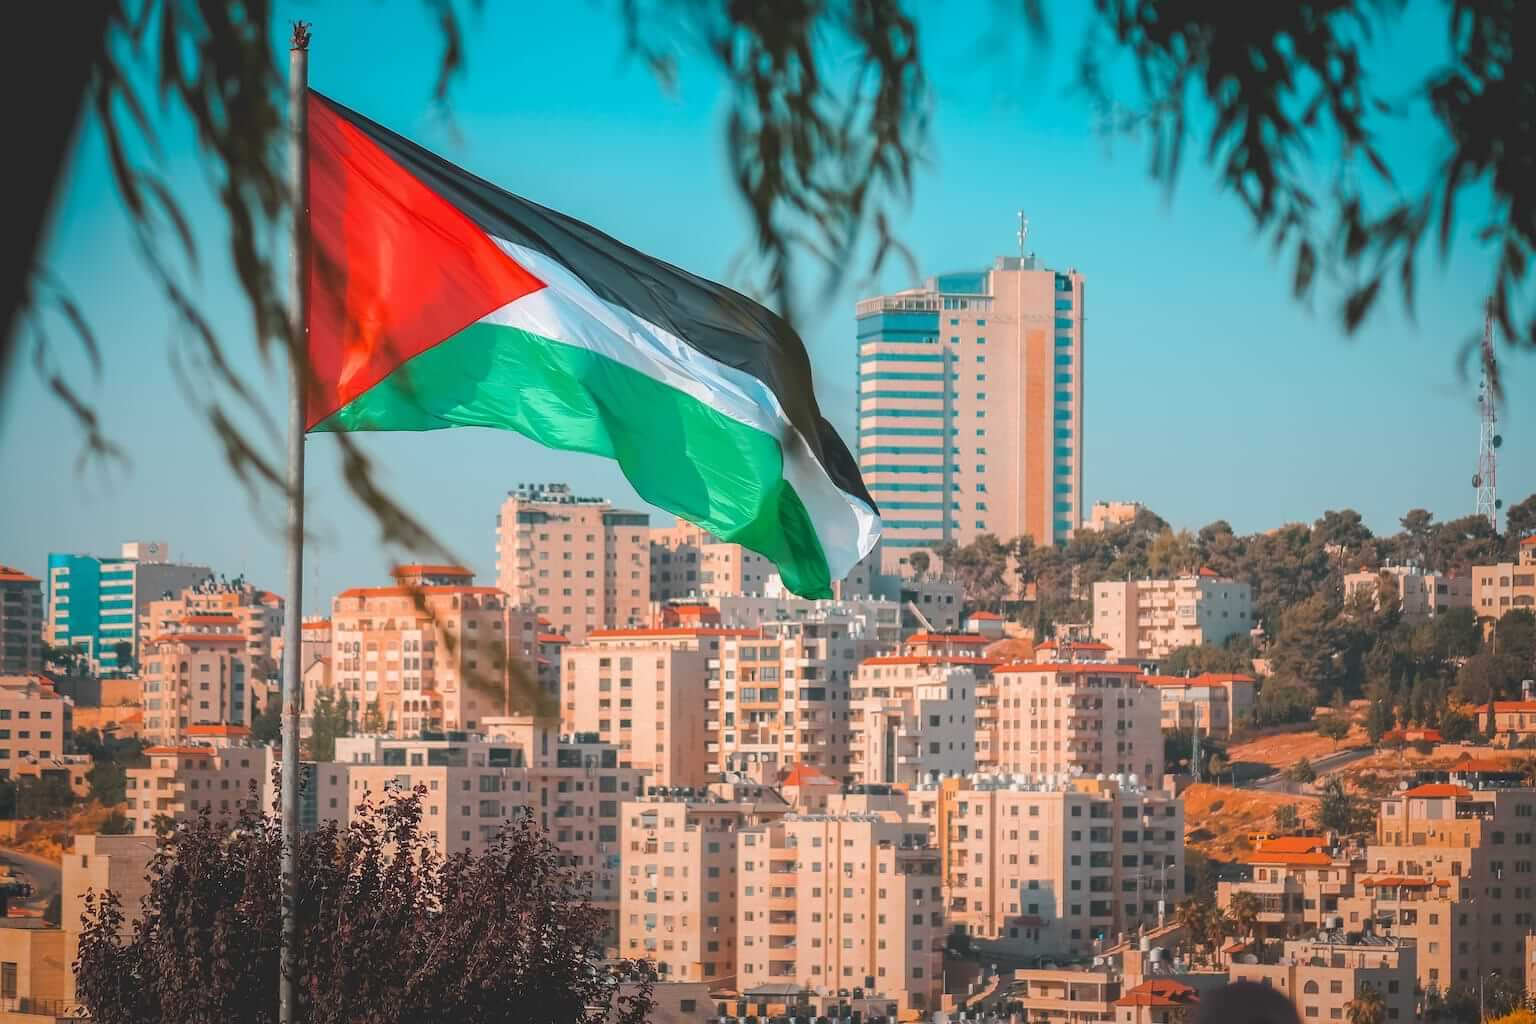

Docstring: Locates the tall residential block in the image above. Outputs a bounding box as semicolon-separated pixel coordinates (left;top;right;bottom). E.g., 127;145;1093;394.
1093;570;1253;663
710;612;887;780
326;564;538;737
1342;563;1473;623
649;520;772;602
0;566;44;674
848;657;979;786
0;675;72;775
735;812;944;1011
855;257;1085;575
561;627;721;787
495;483;651;641
988;662;1164;782
46;542;210;675
914;775;1183;958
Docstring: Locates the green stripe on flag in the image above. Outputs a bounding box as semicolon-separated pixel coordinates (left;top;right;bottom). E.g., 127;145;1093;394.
312;321;835;598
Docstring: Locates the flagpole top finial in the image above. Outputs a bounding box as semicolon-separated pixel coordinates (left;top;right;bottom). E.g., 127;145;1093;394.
291;21;312;51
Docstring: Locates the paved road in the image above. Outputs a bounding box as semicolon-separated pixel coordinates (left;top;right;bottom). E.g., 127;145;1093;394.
1245;746;1375;792
0;846;63;909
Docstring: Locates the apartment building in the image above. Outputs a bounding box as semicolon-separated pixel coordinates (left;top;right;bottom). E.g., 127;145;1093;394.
1227;931;1418;1024
1141;673;1258;739
46;541;210;675
988;663;1164;782
562;627;722;787
1475;691;1536;744
1093;571;1253;662
913;775;1183;959
0;676;71;776
143;577;282;671
1471;537;1536;622
1217;836;1361;940
619;782;793;984
1359;782;1536;989
326;565;539;738
848;658;978;786
140;622;259;746
0;566;43;674
649;520;772;601
735;812;944;1011
332;723;645;930
494;483;650;641
711;613;887;780
711;593;903;648
855;256;1086;575
1343;564;1473;623
62;834;158;998
123;734;268;834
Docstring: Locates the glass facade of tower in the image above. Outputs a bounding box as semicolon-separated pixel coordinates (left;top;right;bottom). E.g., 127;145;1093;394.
855;256;1084;574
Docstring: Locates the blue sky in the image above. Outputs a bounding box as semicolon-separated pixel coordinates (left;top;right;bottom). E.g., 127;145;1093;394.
1;0;1531;606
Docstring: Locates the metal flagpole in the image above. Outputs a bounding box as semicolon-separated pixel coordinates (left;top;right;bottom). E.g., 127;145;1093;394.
280;20;311;1024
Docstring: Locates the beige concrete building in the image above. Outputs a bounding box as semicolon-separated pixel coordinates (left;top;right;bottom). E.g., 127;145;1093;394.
1227;932;1417;1024
327;565;538;738
735;811;944;1011
619;782;793;984
856;257;1086;575
1087;501;1143;534
0;567;44;675
711;613;887;780
914;776;1183;958
1472;537;1536;622
1342;564;1472;623
1217;836;1360;940
495;483;650;641
988;663;1164;782
1140;673;1257;739
141;577;283;673
62;834;158;999
848;659;978;786
0;676;71;779
710;594;904;648
1475;694;1536;744
123;735;267;834
562;627;721;787
1093;571;1253;662
649;520;772;602
332;724;644;930
0;921;72;1019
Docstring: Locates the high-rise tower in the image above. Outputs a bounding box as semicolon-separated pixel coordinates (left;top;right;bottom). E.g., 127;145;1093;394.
855;255;1085;575
1473;302;1501;532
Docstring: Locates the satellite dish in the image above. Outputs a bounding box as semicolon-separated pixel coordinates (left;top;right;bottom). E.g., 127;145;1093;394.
1472;474;1483;488
1492;434;1503;448
1496;499;1504;509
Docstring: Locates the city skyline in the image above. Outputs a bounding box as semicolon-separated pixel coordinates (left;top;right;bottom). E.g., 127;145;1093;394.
2;0;1532;613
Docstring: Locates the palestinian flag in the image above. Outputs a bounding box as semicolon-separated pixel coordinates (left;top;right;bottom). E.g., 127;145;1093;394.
305;91;879;599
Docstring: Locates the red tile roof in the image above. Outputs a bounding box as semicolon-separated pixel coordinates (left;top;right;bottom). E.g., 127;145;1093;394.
1402;783;1471;798
1477;700;1536;714
904;632;989;646
301;619;331;631
1255;835;1329;854
1242;850;1334;867
336;585;503;599
781;762;835;787
1520;535;1536;546
1197;566;1222;578
537;633;570;645
967;612;1003;620
0;566;38;583
1116;980;1199;1009
393;564;474;577
187;724;251;737
150;633;249;645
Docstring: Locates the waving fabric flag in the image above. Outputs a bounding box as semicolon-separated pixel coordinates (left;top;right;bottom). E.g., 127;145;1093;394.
304;91;879;599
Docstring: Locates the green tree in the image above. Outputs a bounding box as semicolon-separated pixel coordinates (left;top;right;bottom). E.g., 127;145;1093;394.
362;701;386;735
1270;594;1340;691
1505;494;1536;554
1286;757;1317;784
1317;715;1351;750
1439;708;1476;744
1273;803;1300;832
250;697;281;744
1345;983;1386;1024
907;550;930;582
308;689;352;762
1254;677;1316;726
1365;700;1395;744
1226;891;1261;943
111;640;135;675
1162;643;1254;677
99;809;134;835
1206;753;1230;785
1319;778;1358;837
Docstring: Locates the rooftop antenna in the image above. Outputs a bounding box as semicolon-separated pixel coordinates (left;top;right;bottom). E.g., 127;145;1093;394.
1474;300;1502;531
1016;210;1029;259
